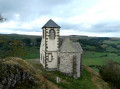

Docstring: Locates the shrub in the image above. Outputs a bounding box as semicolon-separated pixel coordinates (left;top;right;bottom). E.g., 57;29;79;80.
99;60;120;89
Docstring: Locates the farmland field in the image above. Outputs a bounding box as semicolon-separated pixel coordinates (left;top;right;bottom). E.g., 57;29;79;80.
0;34;120;72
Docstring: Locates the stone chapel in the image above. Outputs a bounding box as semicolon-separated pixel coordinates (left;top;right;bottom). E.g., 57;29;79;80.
40;19;83;79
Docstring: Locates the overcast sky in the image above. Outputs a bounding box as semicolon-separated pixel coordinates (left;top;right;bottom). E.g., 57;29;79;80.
0;0;120;37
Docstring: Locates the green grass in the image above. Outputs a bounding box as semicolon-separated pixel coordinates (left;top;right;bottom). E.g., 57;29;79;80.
26;59;110;89
106;46;118;52
44;69;96;89
83;51;120;72
57;68;96;89
83;51;120;65
22;46;40;59
103;40;120;45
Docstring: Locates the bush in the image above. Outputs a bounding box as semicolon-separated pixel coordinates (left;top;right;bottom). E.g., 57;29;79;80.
99;60;120;89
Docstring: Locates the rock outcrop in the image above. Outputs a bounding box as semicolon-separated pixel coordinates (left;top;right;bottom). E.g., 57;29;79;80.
0;57;58;89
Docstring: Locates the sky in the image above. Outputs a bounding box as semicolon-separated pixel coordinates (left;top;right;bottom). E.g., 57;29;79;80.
0;0;120;37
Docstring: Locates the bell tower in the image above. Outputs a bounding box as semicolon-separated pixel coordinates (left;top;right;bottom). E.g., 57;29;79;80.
40;19;60;71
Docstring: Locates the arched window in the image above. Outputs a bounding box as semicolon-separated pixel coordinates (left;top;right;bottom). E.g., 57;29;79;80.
49;29;55;39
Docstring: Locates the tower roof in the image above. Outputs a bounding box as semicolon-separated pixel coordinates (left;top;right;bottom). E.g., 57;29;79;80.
42;19;60;28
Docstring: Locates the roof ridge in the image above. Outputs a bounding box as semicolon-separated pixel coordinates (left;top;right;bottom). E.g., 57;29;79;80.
60;37;82;52
42;19;60;28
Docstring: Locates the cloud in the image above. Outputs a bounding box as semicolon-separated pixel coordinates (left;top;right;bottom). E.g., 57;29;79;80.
92;23;120;33
0;0;120;37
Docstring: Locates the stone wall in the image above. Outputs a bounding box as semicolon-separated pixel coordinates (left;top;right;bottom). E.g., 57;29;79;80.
58;53;73;75
58;52;82;79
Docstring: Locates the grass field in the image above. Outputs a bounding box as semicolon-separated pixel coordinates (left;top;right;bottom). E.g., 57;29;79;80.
23;46;40;59
1;34;120;72
26;59;110;89
83;51;120;65
83;51;120;72
103;40;120;45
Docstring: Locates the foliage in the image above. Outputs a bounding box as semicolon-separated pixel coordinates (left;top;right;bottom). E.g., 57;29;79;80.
99;60;120;89
8;40;27;57
77;38;104;51
22;38;32;46
0;13;6;22
0;35;42;59
35;38;41;46
0;36;9;58
0;36;27;59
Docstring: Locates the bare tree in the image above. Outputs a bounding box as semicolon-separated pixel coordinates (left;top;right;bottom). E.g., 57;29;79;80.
0;13;6;22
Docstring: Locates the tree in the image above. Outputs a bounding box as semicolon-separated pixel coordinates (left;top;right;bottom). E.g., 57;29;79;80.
99;60;120;89
8;40;27;57
35;38;41;46
0;36;27;60
0;36;9;59
22;38;32;46
0;13;6;22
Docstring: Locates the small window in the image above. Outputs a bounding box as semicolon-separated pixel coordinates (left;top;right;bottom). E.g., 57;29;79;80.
48;54;52;62
49;29;55;39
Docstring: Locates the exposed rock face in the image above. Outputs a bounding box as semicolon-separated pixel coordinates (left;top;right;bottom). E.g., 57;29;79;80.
0;62;39;89
0;57;58;89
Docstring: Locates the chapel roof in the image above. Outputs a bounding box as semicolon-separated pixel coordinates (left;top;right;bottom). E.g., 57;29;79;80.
42;19;60;28
59;37;83;52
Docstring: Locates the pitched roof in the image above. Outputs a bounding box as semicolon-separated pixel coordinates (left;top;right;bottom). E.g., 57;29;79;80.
60;37;83;52
42;19;60;28
72;42;83;52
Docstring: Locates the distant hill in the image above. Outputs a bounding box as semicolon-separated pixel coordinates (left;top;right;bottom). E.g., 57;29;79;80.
0;33;41;40
70;35;88;37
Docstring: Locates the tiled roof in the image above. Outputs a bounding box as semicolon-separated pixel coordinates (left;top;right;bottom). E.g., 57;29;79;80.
60;37;83;52
42;19;60;28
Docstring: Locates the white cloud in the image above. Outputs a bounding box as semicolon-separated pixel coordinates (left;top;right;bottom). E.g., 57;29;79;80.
0;20;19;29
1;0;120;37
16;31;42;36
66;0;120;29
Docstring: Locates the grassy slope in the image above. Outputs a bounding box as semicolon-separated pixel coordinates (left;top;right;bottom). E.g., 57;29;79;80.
26;59;111;89
0;57;58;89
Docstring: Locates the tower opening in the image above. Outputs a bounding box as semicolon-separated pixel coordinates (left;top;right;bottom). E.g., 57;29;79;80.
49;29;55;39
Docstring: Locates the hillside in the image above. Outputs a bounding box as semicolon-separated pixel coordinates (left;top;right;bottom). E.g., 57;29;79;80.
0;57;58;89
26;59;111;89
0;57;111;89
1;34;120;72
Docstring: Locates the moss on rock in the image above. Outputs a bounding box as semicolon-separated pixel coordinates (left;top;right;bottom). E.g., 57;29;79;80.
0;57;58;89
